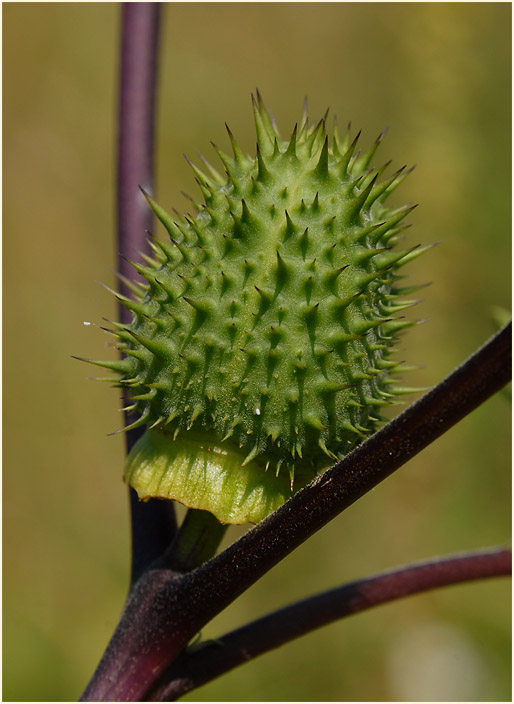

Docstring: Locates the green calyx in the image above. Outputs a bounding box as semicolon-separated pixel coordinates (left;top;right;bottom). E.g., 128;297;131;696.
90;93;426;524
125;428;313;524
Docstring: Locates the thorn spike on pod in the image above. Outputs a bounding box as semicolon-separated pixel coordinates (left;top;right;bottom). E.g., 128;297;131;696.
379;164;414;199
393;242;435;266
139;252;159;268
338;130;361;175
275;249;291;288
390;385;431;395
324;264;349;293
354;126;389;171
221;428;234;442
254;285;273;314
198;151;225;184
268;108;280;135
190;405;203;424
182;296;212;317
210;141;233;174
283;124;298;159
256;143;271;182
241;198;252;224
242;443;260;466
183;216;208;247
229;210;244;239
390;164;409;179
255;89;280;137
283;210;296;240
220;270;233;297
181;190;202;210
126;330;168;358
350;173;379;216
306;118;325;153
270;136;280;159
119;254;153;281
225;123;245;163
107;408;150;436
243;258;255;287
299;227;310;259
252;93;274;154
99;324;119;337
131;387;158;402
72;356;131;374
112;270;147;297
362;170;379;195
169;237;191;263
376;125;389;144
120;403;138;413
164;409;179;425
337;120;352;154
154;277;177;299
313;136;329;179
303;302;319;341
147;237;168;263
194;176;213;203
138;187;182;240
114;294;148;319
183;154;216;188
144;415;162;430
385;203;419;230
304;413;324;432
318;437;338;460
350;149;361;170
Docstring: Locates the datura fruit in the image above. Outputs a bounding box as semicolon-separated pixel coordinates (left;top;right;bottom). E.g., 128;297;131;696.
86;94;427;524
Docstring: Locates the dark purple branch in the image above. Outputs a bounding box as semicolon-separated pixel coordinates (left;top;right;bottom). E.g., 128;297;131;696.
116;3;177;585
153;547;512;700
117;2;159;297
80;324;511;702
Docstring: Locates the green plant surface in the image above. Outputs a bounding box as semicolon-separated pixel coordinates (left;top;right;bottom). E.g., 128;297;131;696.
103;98;426;525
3;3;510;701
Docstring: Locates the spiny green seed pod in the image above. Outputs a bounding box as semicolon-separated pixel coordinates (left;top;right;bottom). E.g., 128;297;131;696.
87;94;427;524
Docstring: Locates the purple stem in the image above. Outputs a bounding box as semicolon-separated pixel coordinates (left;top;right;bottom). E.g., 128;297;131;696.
152;547;512;700
116;3;177;584
117;2;159;299
80;324;511;702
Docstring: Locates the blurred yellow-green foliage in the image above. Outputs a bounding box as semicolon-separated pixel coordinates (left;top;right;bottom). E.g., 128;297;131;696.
3;3;511;701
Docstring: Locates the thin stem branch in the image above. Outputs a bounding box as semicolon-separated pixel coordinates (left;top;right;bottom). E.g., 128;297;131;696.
80;324;511;702
152;547;511;700
165;509;228;573
116;2;177;585
117;3;159;290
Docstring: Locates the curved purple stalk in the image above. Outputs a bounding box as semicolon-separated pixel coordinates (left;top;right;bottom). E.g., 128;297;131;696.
151;547;511;700
116;2;177;584
117;2;159;296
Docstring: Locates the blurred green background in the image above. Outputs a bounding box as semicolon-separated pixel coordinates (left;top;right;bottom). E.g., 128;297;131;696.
3;3;511;701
